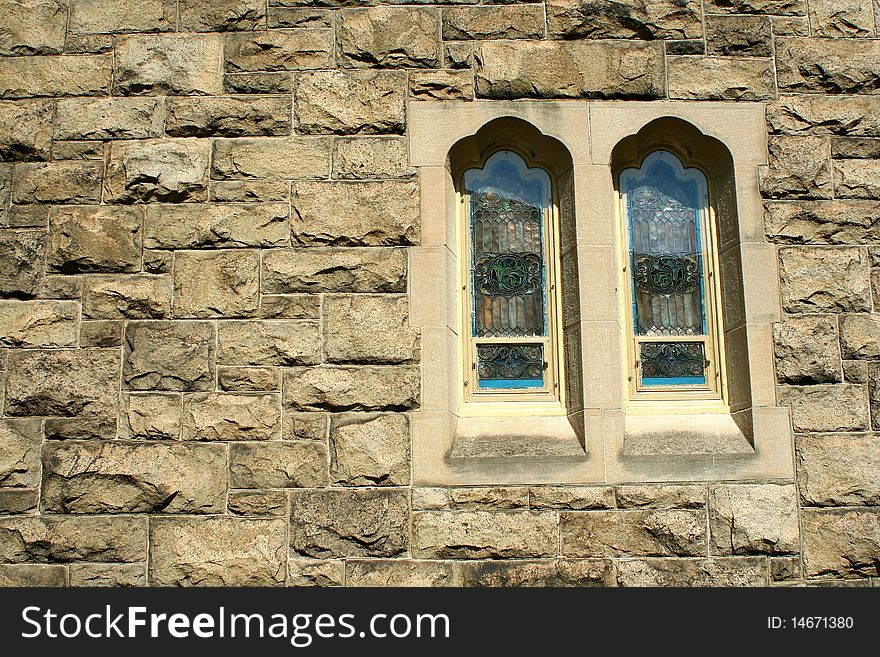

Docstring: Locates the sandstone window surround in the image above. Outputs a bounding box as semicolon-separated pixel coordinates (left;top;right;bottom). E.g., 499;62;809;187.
409;101;794;486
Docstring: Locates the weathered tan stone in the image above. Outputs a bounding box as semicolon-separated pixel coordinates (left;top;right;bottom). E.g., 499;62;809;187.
219;367;281;391
290;489;409;557
224;72;292;94
53;140;104;161
69;564;146;587
210;180;289;203
166;97;290;138
808;0;874;37
231;441;329;488
283;410;327;441
448;487;528;509
834;160;880;199
764;201;880;244
114;34;224;95
211;137;330;179
295;71;407;135
150;518;287;586
69;0;175;34
409;71;474;101
55;98;162;141
668;56;775;101
180;0;267;31
0;564;66;586
705;0;805;13
797;433;880;506
0;489;37;514
709;484;799;555
776;38;880;94
13;162;103;204
218;320;320;366
779;247;872;313
173;250;260;318
0;0;68;55
65;33;115;54
229;490;287;517
5;349;119;417
459;559;615;587
706;15;772;56
347;560;455;587
42;441;226;513
777;384;869;432
337;8;440;68
0;101;53;161
291;181;419;246
225;29;333;71
547;0;702;39
871;364;880;430
832;137;880;159
840;314;880;360
43;417;116;441
529;486;616;510
412;511;556;559
262;248;407;294
614;485;706;509
0;419;41;488
181;393;281;441
124;393;181;440
329;414;409;486
770;556;801;581
617;557;769;586
773;315;841;384
412;487;449;510
444;41;473;69
0;516;147;562
0;231;44;298
283;366;420;411
145;203;289;249
123;320;215;391
444;6;544;40
802;509;880;578
767;95;880;136
83;275;172;319
760;136;832;199
333;137;413;179
0;55;111;98
37;275;83;300
474;40;665;99
0;300;78;348
143;251;172;274
324;295;419;364
561;510;706;558
287;559;344;587
104;139;210;203
269;8;333;29
258;295;321;319
843;360;869;384
47;206;142;274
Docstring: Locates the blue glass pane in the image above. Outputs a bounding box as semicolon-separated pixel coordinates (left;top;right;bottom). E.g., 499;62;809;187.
643;376;707;387
639;342;706;387
479;379;545;390
476;343;544;390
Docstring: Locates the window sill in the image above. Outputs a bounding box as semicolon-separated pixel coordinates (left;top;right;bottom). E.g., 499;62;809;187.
622;413;753;457
450;415;585;459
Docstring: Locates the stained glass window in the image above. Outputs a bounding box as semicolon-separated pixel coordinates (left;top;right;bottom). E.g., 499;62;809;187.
621;151;714;389
462;151;556;393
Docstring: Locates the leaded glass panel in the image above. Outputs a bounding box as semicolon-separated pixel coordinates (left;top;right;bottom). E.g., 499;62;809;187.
477;344;544;390
639;342;706;386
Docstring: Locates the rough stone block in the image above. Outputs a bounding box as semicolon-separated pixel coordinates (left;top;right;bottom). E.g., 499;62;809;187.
43;417;116;441
706;15;772;56
47;206;142;273
124;393;181;440
449;487;529;510
802;509;880;578
42;441;226;513
0;564;66;586
259;295;321;320
53;140;104;161
0;231;45;298
150;518;287;586
808;0;874;37
779;247;871;313
5;349;119;417
0;516;147;562
230;441;329;488
289;489;409;558
777;384;869;432
0;100;53;160
337;8;440;68
294;70;406;135
287;559;344;587
324;295;419;364
767;95;880;136
181;393;281;441
225;29;333;71
145;203;289;249
412;488;449;510
443;6;545;40
68;0;175;34
283;366;420;412
412;511;557;559
228;490;287;517
840;314;880;360
165;96;290;138
0;419;41;488
617;557;769;587
458;560;615;587
113;34;224;95
269;8;332;30
0;300;79;348
0;490;37;514
776;38;880;94
172;250;258;318
346;560;455;587
218;367;281;392
291;181;419;246
329;413;409;486
704;0;805;13
529;486;616;510
211;137;330;179
764;201;880;244
179;0;267;32
834;160;880;199
0;0;68;55
13;162;103;204
123;320;215;391
797;433;880;506
560;510;706;558
832;137;880;159
83;275;172;319
547;0;702;39
210;180;289;203
69;564;146;587
332;137;413;179
709;484;799;555
224;72;292;94
104;139;210;203
283;410;327;441
262;248;407;294
474;40;665;100
871;364;880;431
217;320;320;366
0;55;111;99
760;136;832;199
409;71;474;101
667;56;775;101
55;97;162;141
614;485;706;509
773;315;842;384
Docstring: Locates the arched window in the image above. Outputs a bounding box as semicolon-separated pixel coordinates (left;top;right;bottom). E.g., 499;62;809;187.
619;150;726;404
459;150;565;410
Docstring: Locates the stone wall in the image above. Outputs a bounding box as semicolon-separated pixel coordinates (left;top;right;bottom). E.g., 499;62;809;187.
0;0;878;587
